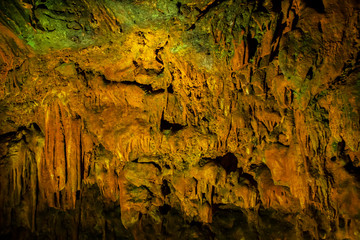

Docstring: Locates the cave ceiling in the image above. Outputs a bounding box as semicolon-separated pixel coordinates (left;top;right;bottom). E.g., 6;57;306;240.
0;0;360;239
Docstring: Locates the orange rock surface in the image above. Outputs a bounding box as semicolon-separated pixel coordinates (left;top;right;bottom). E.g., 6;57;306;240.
0;0;360;239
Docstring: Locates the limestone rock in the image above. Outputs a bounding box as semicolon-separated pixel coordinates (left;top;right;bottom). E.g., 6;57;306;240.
0;0;360;239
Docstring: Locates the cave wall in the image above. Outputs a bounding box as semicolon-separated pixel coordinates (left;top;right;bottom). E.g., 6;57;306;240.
0;0;360;239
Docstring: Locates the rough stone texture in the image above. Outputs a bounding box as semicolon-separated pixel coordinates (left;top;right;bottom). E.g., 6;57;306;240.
0;0;360;239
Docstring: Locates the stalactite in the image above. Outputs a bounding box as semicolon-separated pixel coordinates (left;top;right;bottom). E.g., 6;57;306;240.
1;0;360;239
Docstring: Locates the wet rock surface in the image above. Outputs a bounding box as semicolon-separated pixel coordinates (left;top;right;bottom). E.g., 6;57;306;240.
0;0;360;239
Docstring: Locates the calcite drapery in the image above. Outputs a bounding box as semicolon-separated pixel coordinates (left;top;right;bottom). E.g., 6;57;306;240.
1;0;360;239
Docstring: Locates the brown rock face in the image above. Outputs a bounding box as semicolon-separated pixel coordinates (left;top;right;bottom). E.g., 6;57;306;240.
1;0;360;239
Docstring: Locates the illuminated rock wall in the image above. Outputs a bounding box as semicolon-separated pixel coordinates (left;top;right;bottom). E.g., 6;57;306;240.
0;0;359;239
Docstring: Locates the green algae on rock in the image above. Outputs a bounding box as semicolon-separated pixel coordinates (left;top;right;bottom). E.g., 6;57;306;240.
1;0;360;239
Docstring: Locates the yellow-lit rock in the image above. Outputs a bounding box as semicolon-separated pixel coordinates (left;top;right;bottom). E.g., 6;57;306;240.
0;0;360;239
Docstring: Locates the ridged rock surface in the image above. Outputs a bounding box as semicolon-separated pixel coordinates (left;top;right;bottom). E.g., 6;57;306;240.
0;0;360;239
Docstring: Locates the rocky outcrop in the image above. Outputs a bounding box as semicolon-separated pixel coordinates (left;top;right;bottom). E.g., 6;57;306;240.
0;0;360;239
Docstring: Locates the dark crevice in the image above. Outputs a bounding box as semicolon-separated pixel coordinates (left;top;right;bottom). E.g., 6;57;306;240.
167;84;174;93
76;190;81;200
306;67;314;80
30;123;42;134
344;157;360;182
120;81;165;94
218;153;238;174
161;179;171;196
159;204;171;215
53;193;57;207
176;2;182;14
0;131;17;143
318;22;323;33
303;0;325;13
303;231;312;239
59;190;63;207
155;55;163;65
356;51;360;65
247;35;258;61
271;0;282;12
211;185;215;205
249;162;270;175
291;12;299;30
141;185;154;198
187;23;196;31
339;216;345;228
87;165;91;178
35;3;48;10
194;177;198;195
254;0;268;13
337;139;346;157
211;203;225;214
131;159;162;172
201;153;238;174
145;67;164;76
155;47;164;65
238;171;258;188
132;60;139;68
160;111;186;133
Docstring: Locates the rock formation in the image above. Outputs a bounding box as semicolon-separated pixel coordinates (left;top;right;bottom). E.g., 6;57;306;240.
0;0;359;239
